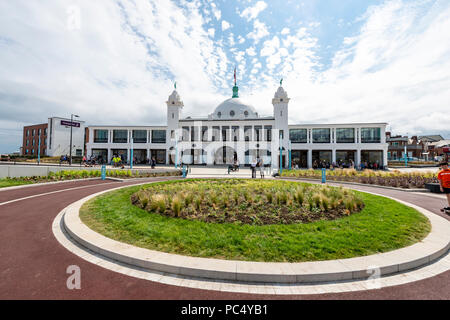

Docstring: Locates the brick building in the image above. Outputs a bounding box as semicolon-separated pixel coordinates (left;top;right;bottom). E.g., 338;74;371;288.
22;123;48;156
386;132;425;160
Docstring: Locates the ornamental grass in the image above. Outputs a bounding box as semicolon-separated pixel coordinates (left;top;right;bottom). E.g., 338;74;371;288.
281;168;438;189
131;179;364;225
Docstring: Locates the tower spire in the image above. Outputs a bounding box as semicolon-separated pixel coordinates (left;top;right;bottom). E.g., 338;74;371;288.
232;67;239;98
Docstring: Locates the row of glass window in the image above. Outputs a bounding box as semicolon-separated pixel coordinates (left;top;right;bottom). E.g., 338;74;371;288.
94;127;381;144
24;148;46;155
26;139;47;146
93;129;166;144
26;128;47;137
180;126;273;142
290;128;381;144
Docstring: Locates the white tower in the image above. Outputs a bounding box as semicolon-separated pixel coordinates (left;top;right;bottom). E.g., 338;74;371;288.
166;85;183;164
166;86;183;129
272;82;290;169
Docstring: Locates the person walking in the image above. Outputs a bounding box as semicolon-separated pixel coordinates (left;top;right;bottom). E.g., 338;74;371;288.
259;158;265;179
438;161;450;214
151;156;156;169
250;158;257;179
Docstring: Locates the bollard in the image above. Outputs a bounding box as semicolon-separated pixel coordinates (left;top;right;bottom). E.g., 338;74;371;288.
182;165;187;178
321;168;326;184
101;165;106;180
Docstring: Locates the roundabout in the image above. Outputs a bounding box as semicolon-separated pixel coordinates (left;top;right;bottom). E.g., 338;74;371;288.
57;178;449;293
0;173;449;299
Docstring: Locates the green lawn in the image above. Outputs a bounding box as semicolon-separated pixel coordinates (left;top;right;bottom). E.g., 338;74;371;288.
0;179;34;188
80;179;431;262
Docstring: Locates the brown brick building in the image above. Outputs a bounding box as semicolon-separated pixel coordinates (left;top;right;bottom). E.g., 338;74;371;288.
22;123;48;156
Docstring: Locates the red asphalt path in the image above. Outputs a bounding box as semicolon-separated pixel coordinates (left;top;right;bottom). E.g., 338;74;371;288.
0;178;449;300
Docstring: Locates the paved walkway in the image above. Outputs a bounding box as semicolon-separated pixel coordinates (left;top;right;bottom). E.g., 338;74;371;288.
0;177;449;299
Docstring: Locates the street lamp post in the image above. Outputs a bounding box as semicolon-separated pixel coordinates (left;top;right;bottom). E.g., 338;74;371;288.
279;133;283;175
288;140;292;170
69;114;79;166
38;135;41;165
130;136;134;169
175;131;179;169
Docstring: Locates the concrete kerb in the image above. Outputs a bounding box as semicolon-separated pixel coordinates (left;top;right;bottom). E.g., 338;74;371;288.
61;181;450;284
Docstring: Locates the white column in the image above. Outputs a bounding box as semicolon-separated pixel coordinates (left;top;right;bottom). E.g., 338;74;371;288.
307;149;312;168
107;149;111;164
356;149;361;167
383;149;388;168
332;149;336;164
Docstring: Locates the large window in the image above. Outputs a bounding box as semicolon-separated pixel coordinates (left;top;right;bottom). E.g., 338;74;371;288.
232;126;239;141
190;126;199;141
265;126;272;142
312;128;330;143
113;130;128;143
221;126;229;141
244;126;252;141
182;127;190;141
336;128;355;143
212;126;220;141
361;128;381;143
290;129;307;143
254;126;262;142
132;130;147;143
94;129;108;143
151;130;166;143
202;126;208;142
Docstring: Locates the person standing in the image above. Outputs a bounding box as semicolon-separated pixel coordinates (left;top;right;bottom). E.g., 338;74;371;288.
259;158;265;179
151;156;156;169
438;161;450;214
250;158;257;179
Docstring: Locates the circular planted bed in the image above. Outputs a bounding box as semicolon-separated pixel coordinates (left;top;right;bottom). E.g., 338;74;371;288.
80;179;430;262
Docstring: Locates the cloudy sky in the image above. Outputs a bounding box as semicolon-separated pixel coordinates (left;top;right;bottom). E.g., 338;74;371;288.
1;0;449;153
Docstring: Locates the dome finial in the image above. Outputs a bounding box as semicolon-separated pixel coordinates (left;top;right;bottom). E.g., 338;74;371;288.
174;81;176;90
280;78;283;86
232;66;239;98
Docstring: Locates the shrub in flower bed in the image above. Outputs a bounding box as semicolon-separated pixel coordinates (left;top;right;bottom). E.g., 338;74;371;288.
1;169;181;185
131;179;364;225
281;169;438;189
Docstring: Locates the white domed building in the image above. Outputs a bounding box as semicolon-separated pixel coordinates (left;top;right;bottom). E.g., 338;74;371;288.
85;81;388;170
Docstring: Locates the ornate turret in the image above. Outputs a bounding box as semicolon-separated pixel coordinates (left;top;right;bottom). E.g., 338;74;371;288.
272;82;289;104
166;84;184;107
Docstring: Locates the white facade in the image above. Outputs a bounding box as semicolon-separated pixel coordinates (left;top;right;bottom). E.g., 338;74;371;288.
46;117;85;157
85;85;388;169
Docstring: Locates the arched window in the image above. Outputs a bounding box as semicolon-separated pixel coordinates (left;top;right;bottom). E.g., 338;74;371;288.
217;112;222;118
230;110;235;117
244;111;249;117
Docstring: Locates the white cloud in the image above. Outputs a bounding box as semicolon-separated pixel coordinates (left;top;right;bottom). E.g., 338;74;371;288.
240;1;268;21
246;19;269;43
210;3;221;20
281;27;290;35
260;36;280;56
0;0;449;152
221;20;231;31
245;47;257;56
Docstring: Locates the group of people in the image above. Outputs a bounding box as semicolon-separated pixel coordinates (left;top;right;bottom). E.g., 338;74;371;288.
81;155;102;167
250;158;265;179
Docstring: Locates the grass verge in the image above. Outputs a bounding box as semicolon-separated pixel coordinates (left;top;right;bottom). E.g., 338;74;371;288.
80;179;431;262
